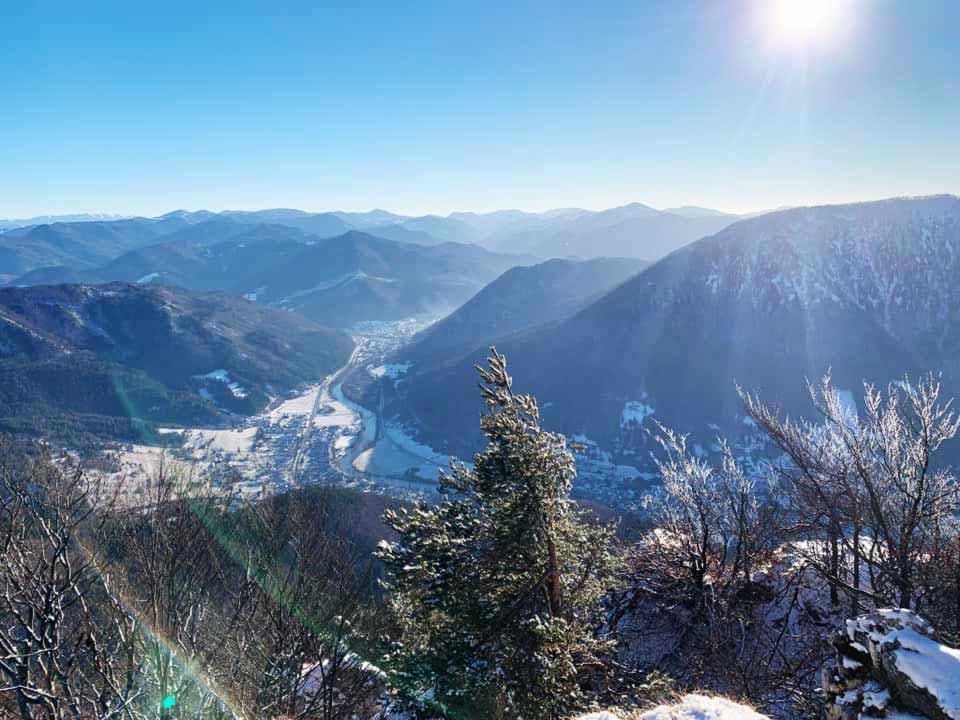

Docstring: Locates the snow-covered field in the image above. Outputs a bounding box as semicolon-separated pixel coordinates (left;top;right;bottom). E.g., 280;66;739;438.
269;385;320;422
182;427;259;457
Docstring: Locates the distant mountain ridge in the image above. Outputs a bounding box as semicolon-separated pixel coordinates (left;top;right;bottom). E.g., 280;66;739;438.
0;213;129;231
1;202;742;280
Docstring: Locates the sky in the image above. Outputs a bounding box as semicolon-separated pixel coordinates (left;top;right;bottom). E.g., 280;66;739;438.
1;0;958;218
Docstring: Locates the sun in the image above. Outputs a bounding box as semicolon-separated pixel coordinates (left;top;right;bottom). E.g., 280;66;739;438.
769;0;849;47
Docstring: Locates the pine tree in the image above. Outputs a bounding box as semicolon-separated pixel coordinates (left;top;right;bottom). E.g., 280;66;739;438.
377;349;616;719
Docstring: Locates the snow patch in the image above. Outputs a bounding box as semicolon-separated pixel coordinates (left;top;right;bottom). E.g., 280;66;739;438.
637;694;770;719
370;362;412;379
182;427;258;457
195;369;247;398
622;400;655;427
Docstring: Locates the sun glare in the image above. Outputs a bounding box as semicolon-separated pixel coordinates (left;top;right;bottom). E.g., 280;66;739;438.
768;0;850;48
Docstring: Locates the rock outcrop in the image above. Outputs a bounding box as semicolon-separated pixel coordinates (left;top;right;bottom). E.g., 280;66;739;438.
823;610;960;719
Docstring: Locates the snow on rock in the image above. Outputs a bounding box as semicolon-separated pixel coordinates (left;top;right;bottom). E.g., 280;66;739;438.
574;696;768;720
136;272;161;284
639;695;768;719
824;609;960;720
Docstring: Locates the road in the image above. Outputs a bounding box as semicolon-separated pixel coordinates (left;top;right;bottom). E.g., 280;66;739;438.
287;344;362;486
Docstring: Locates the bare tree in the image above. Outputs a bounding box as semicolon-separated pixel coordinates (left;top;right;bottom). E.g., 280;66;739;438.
742;373;960;611
1;443;387;720
0;446;141;720
614;427;824;715
223;490;385;720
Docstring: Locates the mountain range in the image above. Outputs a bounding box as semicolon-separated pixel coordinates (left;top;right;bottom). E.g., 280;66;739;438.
387;195;960;462
1;202;742;283
14;226;533;327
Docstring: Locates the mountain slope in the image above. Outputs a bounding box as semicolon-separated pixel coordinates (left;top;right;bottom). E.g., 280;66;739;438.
393;195;960;459
396;257;648;370
0;283;353;442
250;232;534;326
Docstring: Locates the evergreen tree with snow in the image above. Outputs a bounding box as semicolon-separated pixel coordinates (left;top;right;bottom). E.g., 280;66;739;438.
377;349;616;719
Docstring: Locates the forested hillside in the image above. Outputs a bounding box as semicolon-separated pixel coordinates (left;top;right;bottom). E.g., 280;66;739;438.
0;283;352;443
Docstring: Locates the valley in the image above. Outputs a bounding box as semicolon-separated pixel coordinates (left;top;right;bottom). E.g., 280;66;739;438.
98;317;452;505
96;311;666;510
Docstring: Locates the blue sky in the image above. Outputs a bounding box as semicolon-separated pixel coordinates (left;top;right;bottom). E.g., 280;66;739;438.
1;0;958;217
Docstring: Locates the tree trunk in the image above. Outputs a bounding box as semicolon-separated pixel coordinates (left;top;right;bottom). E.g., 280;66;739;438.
829;517;840;608
851;523;862;616
546;536;562;618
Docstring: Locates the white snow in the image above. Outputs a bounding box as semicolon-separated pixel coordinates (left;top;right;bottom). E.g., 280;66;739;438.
383;425;449;465
862;686;891;711
136;272;161;284
269;385;319;421
195;369;247;398
351;424;449;480
637;694;770;719
841;656;863;670
275;271;397;306
243;286;265;302
888;628;960;718
183;427;258;457
370;362;412;379
844;609;960;719
622;400;655;427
